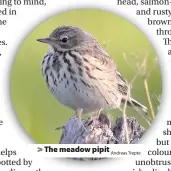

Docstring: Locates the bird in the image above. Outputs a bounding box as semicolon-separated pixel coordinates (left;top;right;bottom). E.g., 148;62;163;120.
37;25;148;117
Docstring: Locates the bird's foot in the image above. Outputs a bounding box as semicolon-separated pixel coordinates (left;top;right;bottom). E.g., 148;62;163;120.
75;108;83;119
89;108;103;123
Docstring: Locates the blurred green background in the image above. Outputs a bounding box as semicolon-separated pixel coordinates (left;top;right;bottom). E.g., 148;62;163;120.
11;9;162;144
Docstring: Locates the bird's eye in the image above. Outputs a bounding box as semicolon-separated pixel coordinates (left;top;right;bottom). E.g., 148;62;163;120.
61;37;68;43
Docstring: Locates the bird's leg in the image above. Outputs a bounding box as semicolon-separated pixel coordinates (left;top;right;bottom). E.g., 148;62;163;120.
75;108;83;119
91;108;103;121
96;108;102;118
75;108;84;126
75;108;87;129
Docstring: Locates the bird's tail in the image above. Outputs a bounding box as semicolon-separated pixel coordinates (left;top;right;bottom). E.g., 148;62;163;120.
126;98;148;114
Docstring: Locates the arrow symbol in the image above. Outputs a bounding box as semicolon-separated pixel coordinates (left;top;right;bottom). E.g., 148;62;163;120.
0;120;3;126
37;147;43;152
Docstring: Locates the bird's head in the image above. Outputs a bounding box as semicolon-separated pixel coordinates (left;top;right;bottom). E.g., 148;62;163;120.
37;25;95;52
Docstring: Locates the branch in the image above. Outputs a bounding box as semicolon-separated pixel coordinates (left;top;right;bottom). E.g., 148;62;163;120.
59;113;146;144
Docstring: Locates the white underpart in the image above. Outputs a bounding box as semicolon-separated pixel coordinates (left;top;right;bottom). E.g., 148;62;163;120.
42;50;122;114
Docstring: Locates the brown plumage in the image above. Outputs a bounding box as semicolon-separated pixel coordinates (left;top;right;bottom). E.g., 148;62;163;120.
37;26;148;114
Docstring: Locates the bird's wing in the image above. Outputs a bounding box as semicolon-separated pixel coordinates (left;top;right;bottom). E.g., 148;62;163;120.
91;46;130;97
115;70;129;97
81;46;130;107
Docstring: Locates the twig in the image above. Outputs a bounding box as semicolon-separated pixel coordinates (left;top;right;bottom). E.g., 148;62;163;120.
141;54;155;119
144;78;155;119
130;53;147;85
128;53;151;125
123;99;130;144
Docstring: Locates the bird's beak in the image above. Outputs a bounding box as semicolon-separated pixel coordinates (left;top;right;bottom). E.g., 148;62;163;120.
37;37;53;44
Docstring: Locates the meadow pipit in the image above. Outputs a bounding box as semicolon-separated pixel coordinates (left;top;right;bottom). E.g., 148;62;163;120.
37;26;148;117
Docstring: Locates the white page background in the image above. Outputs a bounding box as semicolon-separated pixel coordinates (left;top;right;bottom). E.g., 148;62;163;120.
0;0;170;170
